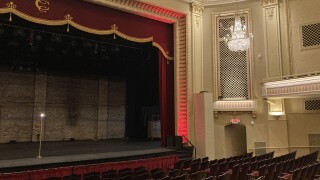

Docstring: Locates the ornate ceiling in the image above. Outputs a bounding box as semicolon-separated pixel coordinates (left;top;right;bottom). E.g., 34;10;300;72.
179;0;248;6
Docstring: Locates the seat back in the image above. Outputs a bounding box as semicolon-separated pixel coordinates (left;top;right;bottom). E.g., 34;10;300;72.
209;163;219;177
63;174;81;180
190;161;201;173
217;172;230;180
265;163;276;180
173;173;189;180
273;162;283;180
118;168;132;174
174;160;185;170
200;160;210;171
299;165;309;180
168;169;181;178
202;157;209;162
189;171;203;180
239;162;250;180
258;164;268;176
291;168;301;180
182;159;192;169
217;162;228;175
135;173;151;180
83;172;100;180
230;164;240;180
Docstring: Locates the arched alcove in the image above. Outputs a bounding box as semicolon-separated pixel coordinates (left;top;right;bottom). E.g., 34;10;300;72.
225;123;247;157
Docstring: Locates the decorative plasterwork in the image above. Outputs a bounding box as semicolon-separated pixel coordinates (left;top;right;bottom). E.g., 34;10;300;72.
195;16;201;27
84;0;186;23
212;9;255;100
261;0;278;7
191;2;204;14
266;7;275;20
263;75;320;98
213;100;258;112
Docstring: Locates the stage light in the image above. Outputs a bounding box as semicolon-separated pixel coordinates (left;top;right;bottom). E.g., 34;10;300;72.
37;113;45;158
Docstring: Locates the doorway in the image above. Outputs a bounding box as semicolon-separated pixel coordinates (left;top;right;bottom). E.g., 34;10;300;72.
225;124;247;157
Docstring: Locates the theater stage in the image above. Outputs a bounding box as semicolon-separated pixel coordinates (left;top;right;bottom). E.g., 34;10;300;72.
0;139;176;173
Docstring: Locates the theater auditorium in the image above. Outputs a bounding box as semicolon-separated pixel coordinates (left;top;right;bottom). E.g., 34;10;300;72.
0;0;319;179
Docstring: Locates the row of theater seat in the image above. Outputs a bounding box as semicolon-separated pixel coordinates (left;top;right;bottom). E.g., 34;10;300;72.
0;151;319;179
164;151;319;180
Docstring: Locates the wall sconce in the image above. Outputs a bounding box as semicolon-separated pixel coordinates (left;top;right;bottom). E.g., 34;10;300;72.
269;111;285;120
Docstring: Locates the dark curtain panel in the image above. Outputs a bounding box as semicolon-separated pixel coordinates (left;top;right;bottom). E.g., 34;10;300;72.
125;50;159;139
159;51;175;146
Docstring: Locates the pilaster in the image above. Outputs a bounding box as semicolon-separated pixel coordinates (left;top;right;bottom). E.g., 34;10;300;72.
191;1;204;93
190;1;204;144
262;0;282;78
262;0;289;156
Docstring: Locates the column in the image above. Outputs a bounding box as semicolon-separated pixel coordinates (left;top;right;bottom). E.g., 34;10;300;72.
262;0;289;156
189;1;204;144
194;92;215;159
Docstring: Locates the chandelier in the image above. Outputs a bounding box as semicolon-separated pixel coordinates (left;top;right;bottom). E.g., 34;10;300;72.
224;12;253;52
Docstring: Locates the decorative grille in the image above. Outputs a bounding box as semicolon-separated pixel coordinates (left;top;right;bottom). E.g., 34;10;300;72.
305;100;320;111
217;14;250;99
301;22;320;49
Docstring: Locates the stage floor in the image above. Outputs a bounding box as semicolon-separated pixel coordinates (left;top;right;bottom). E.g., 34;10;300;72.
0;139;175;172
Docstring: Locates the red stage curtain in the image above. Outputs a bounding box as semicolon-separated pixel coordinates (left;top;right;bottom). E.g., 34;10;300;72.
159;52;175;146
0;0;174;58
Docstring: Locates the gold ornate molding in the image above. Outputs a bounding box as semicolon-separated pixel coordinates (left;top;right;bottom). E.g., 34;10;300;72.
35;0;50;13
261;0;278;7
191;2;204;14
266;7;275;20
6;1;17;21
84;0;186;23
214;111;256;118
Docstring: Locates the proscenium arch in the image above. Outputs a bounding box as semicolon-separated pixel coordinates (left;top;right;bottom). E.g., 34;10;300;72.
0;0;190;141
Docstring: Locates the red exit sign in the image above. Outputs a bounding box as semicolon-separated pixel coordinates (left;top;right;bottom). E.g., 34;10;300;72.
230;118;240;124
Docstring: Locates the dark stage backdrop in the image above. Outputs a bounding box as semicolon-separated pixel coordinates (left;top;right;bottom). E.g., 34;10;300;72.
0;68;127;142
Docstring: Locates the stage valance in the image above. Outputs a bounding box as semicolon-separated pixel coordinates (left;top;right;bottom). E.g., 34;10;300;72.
0;0;174;60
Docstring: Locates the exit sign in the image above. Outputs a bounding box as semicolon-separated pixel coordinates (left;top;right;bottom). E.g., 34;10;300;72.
230;118;240;124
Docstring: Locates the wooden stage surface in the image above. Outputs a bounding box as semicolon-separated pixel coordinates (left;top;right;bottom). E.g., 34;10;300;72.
0;139;176;172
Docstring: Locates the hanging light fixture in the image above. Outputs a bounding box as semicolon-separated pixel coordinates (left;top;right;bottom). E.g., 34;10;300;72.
224;3;253;52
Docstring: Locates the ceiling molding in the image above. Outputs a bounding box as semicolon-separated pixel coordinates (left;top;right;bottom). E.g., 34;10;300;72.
84;0;186;23
179;0;248;6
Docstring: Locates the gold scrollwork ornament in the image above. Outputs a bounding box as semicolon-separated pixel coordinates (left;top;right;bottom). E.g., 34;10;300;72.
6;2;17;21
35;0;50;13
111;24;118;39
64;14;73;32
